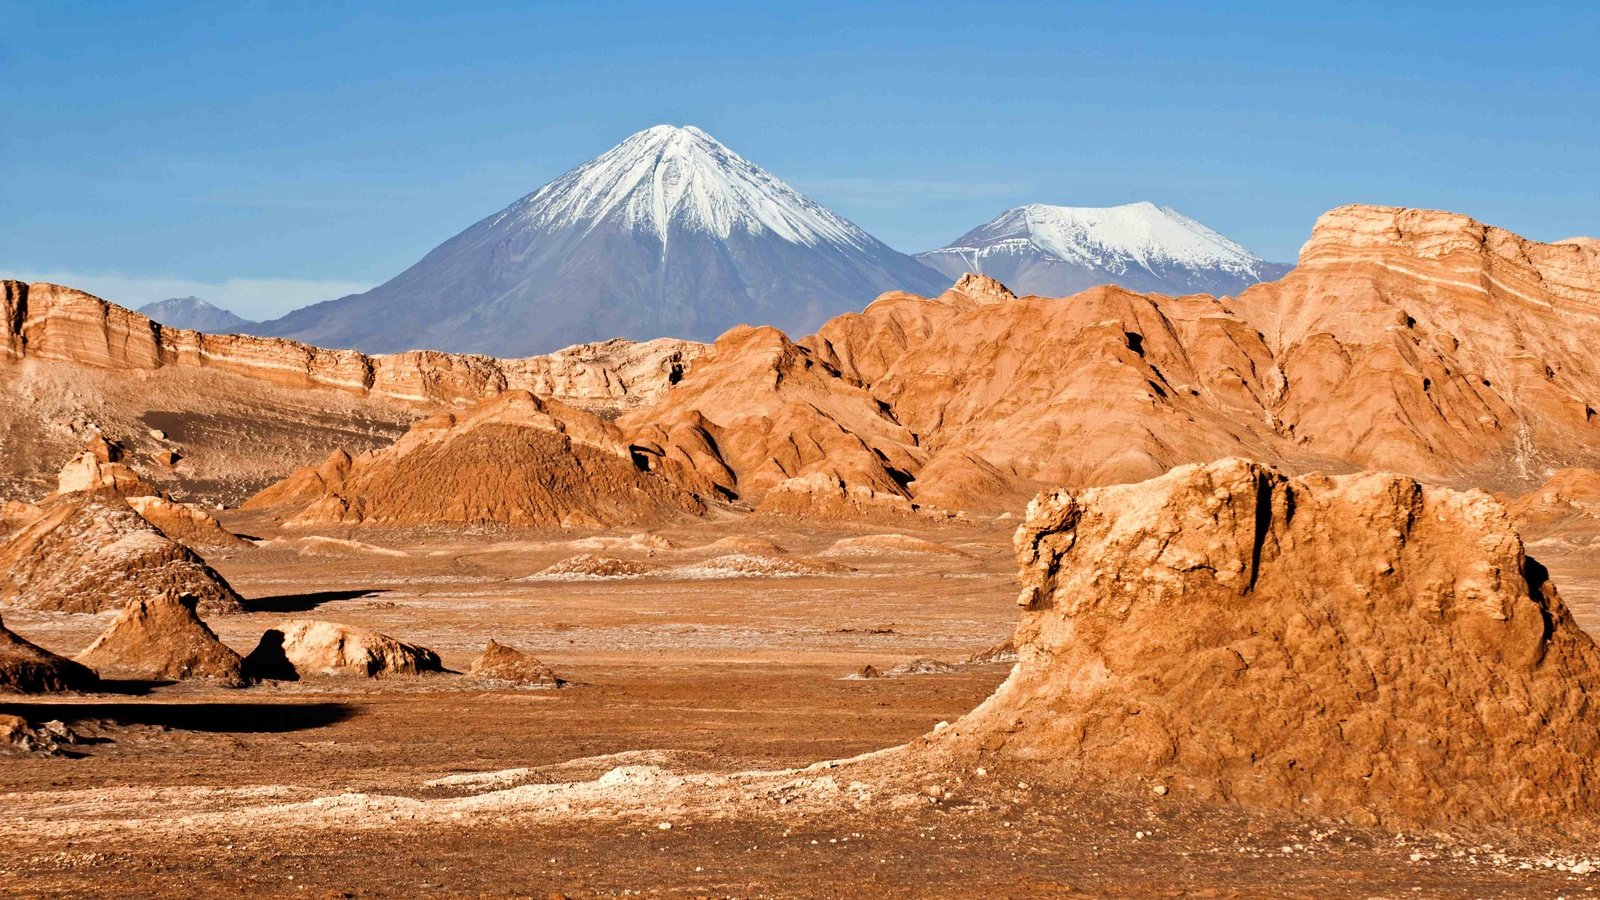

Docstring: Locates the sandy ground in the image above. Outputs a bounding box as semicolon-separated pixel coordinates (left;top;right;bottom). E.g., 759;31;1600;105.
3;514;1600;897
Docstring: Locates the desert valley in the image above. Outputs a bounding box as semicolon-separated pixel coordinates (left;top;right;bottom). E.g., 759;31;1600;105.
4;187;1600;896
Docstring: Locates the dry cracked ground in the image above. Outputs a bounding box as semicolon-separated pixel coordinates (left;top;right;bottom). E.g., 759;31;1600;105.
4;512;1600;897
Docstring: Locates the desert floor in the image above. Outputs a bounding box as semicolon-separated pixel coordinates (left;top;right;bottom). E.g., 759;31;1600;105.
3;513;1599;897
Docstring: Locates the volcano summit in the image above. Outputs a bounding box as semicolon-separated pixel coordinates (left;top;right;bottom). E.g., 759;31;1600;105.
254;126;946;356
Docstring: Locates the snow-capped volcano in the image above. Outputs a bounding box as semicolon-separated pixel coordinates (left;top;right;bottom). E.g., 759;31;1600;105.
137;296;255;332
253;125;945;356
510;125;872;248
916;202;1290;297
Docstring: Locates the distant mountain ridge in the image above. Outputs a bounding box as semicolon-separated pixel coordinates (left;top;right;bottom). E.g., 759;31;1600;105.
136;296;255;332
916;201;1291;297
251;125;948;356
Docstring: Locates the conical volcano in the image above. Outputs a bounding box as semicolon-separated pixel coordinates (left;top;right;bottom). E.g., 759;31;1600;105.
254;125;945;355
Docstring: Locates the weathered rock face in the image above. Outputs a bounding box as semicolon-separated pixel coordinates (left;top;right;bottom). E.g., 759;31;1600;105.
55;438;156;497
124;495;252;550
621;324;923;511
1507;467;1600;527
469;640;565;686
0;714;86;755
937;459;1600;829
243;620;443;679
251;390;704;528
239;449;352;512
76;591;245;686
0;495;243;615
0;499;44;539
0;613;98;693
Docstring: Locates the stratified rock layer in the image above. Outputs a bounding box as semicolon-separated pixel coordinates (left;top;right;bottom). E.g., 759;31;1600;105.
9;204;1600;518
76;591;245;686
938;459;1600;830
638;205;1600;513
0;280;705;504
1;281;705;410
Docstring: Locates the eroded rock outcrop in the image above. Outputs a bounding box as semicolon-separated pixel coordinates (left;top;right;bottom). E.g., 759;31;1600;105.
935;458;1600;829
243;620;444;679
239;449;352;512
0;613;98;693
0;495;243;615
469;640;565;686
251;390;704;528
50;435;249;550
76;590;246;686
622;324;923;510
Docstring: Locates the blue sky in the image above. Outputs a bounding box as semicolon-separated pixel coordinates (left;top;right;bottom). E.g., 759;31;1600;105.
2;1;1596;318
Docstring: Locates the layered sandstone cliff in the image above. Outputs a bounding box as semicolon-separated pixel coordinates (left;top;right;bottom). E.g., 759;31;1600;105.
1;281;706;410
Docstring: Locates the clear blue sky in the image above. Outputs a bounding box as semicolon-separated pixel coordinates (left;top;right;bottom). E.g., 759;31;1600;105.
2;1;1596;317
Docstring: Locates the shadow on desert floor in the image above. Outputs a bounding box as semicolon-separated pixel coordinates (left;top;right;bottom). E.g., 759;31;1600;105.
242;588;389;613
0;700;358;733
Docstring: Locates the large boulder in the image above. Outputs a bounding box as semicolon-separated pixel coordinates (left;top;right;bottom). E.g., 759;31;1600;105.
244;620;443;679
936;458;1600;830
0;495;243;615
76;590;246;686
0;613;98;693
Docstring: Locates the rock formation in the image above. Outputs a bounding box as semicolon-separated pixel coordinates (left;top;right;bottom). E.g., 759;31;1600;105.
251;390;704;527
934;459;1600;829
1;281;705;411
531;554;666;579
0;499;43;539
0;280;705;504
0;613;98;693
653;205;1600;513
469;640;565;686
1507;467;1600;529
239;449;352;512
48;435;250;549
0;715;85;755
243;620;444;679
621;324;923;513
76;590;246;686
0;494;243;615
